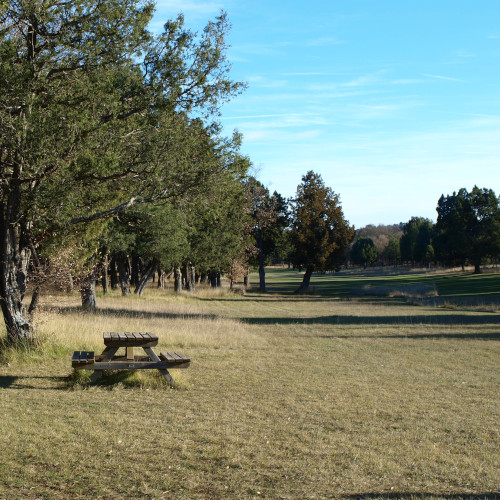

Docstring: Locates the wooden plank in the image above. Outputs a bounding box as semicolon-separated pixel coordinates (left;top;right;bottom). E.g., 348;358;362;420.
126;347;134;360
72;351;81;363
87;351;95;362
103;332;111;341
79;351;88;363
81;360;168;370
160;352;191;364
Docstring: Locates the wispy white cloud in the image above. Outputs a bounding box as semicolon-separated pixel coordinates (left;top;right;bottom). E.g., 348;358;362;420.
223;113;322;120
281;72;347;76
305;36;345;47
422;73;466;82
454;49;475;58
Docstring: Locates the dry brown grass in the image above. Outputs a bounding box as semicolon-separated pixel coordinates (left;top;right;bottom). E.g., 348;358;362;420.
0;285;499;499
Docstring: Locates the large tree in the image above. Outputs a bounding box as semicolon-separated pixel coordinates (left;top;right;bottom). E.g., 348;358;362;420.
434;186;500;273
289;171;354;291
0;1;243;343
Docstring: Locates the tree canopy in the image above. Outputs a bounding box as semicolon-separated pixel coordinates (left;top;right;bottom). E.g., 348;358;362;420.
0;0;244;342
289;171;354;291
434;187;500;273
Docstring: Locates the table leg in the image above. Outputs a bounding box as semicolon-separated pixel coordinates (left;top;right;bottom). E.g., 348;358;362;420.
90;346;119;383
143;347;175;385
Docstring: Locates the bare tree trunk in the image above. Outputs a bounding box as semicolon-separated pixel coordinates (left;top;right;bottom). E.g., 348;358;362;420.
109;256;118;290
101;253;109;294
131;252;140;287
81;272;97;312
157;269;165;289
209;270;217;288
117;257;131;296
258;230;266;291
298;265;314;292
0;200;34;343
184;262;195;292
174;267;182;293
134;260;157;296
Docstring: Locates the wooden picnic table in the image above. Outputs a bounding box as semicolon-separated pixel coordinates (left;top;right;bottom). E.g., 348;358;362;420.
72;332;190;384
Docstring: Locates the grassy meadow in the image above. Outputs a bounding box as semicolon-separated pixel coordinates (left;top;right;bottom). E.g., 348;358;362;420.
0;268;499;499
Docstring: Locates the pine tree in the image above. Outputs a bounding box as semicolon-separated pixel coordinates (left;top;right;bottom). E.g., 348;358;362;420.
290;171;354;291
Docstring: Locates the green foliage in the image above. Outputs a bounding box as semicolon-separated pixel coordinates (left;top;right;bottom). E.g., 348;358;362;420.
0;0;245;339
350;237;379;268
383;235;401;265
399;217;434;264
290;171;354;272
434;186;500;272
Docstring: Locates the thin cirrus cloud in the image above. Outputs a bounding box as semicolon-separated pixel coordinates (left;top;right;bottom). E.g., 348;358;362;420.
421;73;466;83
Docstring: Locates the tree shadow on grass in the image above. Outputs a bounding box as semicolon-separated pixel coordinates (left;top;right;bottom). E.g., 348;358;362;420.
242;314;500;326
0;375;69;390
316;332;500;341
342;493;499;500
44;305;218;321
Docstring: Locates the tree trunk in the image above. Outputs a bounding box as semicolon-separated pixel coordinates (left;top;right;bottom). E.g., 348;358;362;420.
243;270;249;288
101;253;109;294
117;257;131;296
157;269;165;289
81;273;97;312
174;266;182;293
298;265;314;292
200;273;207;284
109;257;119;290
474;262;482;274
216;272;221;288
258;230;266;291
209;270;217;288
0;201;34;343
131;252;140;287
134;259;157;296
185;262;195;292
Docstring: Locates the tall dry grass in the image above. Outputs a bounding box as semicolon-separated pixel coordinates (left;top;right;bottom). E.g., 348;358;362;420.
0;281;499;498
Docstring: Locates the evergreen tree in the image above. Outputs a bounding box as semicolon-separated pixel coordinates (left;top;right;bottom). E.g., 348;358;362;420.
400;217;433;266
351;238;378;269
0;1;243;342
290;171;354;291
434;187;500;273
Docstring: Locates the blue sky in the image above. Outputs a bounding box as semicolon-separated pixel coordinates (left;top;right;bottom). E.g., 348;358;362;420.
151;1;500;228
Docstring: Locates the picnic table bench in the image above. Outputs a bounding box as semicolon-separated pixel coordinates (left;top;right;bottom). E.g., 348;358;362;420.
72;332;190;384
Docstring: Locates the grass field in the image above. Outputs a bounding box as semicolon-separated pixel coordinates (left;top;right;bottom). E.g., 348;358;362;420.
0;268;499;499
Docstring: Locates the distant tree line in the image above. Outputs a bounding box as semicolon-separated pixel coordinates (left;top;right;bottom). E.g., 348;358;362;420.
348;186;500;273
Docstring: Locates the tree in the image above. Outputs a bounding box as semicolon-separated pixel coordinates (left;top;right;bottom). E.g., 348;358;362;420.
245;178;288;291
0;1;243;343
351;238;378;269
383;235;401;265
434;187;500;273
289;171;354;291
399;217;433;266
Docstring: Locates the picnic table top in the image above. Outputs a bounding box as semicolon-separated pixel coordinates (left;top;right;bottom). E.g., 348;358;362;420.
103;332;158;346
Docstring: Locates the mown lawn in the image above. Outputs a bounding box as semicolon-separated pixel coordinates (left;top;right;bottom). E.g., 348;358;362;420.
0;269;499;499
260;267;500;301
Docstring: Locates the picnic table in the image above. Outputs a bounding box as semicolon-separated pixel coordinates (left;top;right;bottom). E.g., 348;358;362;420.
72;332;190;384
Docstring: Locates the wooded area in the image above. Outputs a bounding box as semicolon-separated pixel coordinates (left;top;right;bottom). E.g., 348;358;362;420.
1;1;500;346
